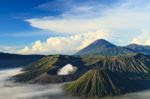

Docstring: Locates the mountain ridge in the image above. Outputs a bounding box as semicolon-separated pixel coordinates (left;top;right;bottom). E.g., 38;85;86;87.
11;39;150;98
13;53;150;97
0;52;45;69
125;43;150;55
75;39;150;56
14;53;150;83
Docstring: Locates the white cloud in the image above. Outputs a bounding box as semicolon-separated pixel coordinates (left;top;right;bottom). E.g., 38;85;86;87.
0;68;75;99
26;18;101;34
26;0;150;34
131;29;150;45
18;30;109;55
19;0;150;54
57;64;77;75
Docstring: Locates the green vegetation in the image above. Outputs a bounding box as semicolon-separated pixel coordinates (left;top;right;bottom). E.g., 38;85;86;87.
65;68;137;97
10;39;150;97
14;53;150;82
14;55;88;82
90;54;150;73
14;55;58;82
13;53;150;97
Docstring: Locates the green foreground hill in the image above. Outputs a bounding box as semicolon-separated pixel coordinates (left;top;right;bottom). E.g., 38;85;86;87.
14;53;150;97
65;69;138;97
14;55;89;82
11;39;150;97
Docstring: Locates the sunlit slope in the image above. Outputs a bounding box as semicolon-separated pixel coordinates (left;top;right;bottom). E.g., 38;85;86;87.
65;54;150;97
14;55;87;82
65;69;138;97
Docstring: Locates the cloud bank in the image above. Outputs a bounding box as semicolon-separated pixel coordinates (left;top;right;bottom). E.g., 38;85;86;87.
18;0;150;54
1;68;150;99
131;30;150;45
0;68;81;99
19;30;109;54
27;0;150;34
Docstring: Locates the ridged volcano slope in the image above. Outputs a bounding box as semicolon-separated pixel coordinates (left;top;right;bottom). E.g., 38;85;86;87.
65;54;150;97
65;69;138;97
14;54;150;83
90;54;150;73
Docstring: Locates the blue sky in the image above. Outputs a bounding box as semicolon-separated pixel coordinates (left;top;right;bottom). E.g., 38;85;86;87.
0;0;57;46
0;0;118;45
0;0;150;54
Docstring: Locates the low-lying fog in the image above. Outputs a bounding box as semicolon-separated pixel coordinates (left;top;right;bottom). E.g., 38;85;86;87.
0;68;80;99
0;68;150;99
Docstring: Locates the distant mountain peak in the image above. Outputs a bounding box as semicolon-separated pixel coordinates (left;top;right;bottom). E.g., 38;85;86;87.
87;39;116;48
93;39;108;44
75;39;150;56
75;39;117;56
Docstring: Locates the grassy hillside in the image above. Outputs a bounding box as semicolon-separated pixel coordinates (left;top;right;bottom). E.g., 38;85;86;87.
64;54;150;97
14;54;150;82
65;68;139;97
14;55;88;82
90;54;150;73
13;53;150;97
